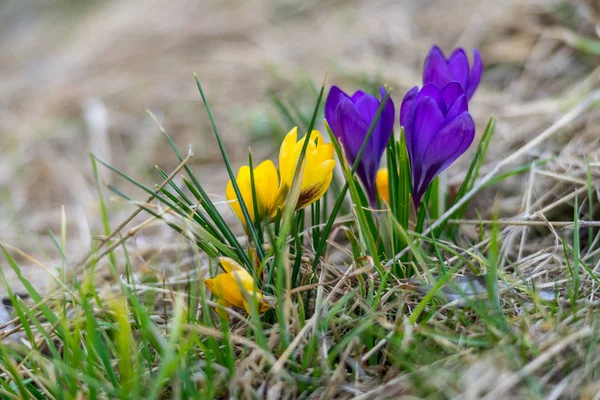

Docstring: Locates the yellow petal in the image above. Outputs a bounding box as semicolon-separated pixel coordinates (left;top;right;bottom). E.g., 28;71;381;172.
296;158;335;209
226;160;280;225
208;257;271;314
253;160;280;218
376;168;389;203
218;256;246;274
204;274;245;310
278;127;300;190
316;142;335;163
226;166;254;224
219;257;256;294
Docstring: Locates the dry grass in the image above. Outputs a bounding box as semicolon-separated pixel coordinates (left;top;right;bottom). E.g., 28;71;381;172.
1;0;600;398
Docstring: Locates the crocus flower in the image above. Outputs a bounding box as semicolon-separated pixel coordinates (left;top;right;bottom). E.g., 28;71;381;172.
204;257;270;317
325;86;395;204
401;82;475;208
278;127;335;210
226;160;280;226
423;46;482;100
376;168;389;203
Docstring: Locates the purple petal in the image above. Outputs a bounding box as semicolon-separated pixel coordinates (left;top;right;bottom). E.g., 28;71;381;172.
354;92;380;124
355;91;394;203
444;94;468;125
466;49;483;100
410;97;444;202
411;97;444;160
441;82;465;111
400;86;419;157
354;92;380;154
335;97;367;161
335;100;375;200
325;85;348;133
351;90;367;104
418;112;475;193
447;48;469;90
378;86;396;156
423;45;453;88
417;83;446;114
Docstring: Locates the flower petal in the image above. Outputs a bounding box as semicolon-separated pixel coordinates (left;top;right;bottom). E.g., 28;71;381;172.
417;83;445;114
354;92;380;154
226;159;280;225
417;112;475;199
300;131;335;209
336;97;380;198
423;45;453;88
351;90;367;103
444;94;468;125
325;85;347;135
466;49;483;100
316;142;335;163
226;165;254;224
447;48;469;89
411;97;445;161
376;168;389;203
278;127;300;190
378;86;396;156
296;159;336;210
409;97;445;205
204;273;245;310
335;97;368;162
441;82;465;111
219;256;247;275
253;160;280;218
399;86;419;155
207;257;270;316
278;129;336;211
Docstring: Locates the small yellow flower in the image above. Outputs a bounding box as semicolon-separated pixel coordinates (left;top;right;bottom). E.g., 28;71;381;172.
278;127;336;210
226;160;280;225
204;257;270;317
376;168;389;203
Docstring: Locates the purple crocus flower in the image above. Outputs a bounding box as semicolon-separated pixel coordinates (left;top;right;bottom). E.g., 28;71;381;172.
401;82;475;208
325;85;395;204
423;46;483;100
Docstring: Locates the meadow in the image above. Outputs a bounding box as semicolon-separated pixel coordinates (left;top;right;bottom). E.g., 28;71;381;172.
0;1;599;398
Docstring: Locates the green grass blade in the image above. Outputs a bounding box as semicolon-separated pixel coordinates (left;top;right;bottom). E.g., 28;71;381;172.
193;75;265;264
146;111;252;269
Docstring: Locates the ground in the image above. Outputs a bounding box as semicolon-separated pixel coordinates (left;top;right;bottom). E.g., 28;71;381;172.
0;0;599;398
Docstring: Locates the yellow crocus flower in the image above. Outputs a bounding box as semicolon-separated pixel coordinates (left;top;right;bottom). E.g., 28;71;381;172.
376;168;389;203
226;160;280;225
278;127;336;210
204;257;270;317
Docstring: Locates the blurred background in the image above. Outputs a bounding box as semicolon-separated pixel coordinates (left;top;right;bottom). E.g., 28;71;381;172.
0;0;598;290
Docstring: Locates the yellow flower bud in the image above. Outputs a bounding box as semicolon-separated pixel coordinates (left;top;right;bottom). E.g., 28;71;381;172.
376;168;389;203
204;257;270;318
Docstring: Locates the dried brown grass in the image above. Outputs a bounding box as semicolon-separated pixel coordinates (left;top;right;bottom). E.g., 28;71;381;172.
1;0;600;398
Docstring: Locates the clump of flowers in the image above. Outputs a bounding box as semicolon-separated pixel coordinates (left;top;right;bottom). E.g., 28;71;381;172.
372;45;482;208
207;44;485;313
226;127;335;227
